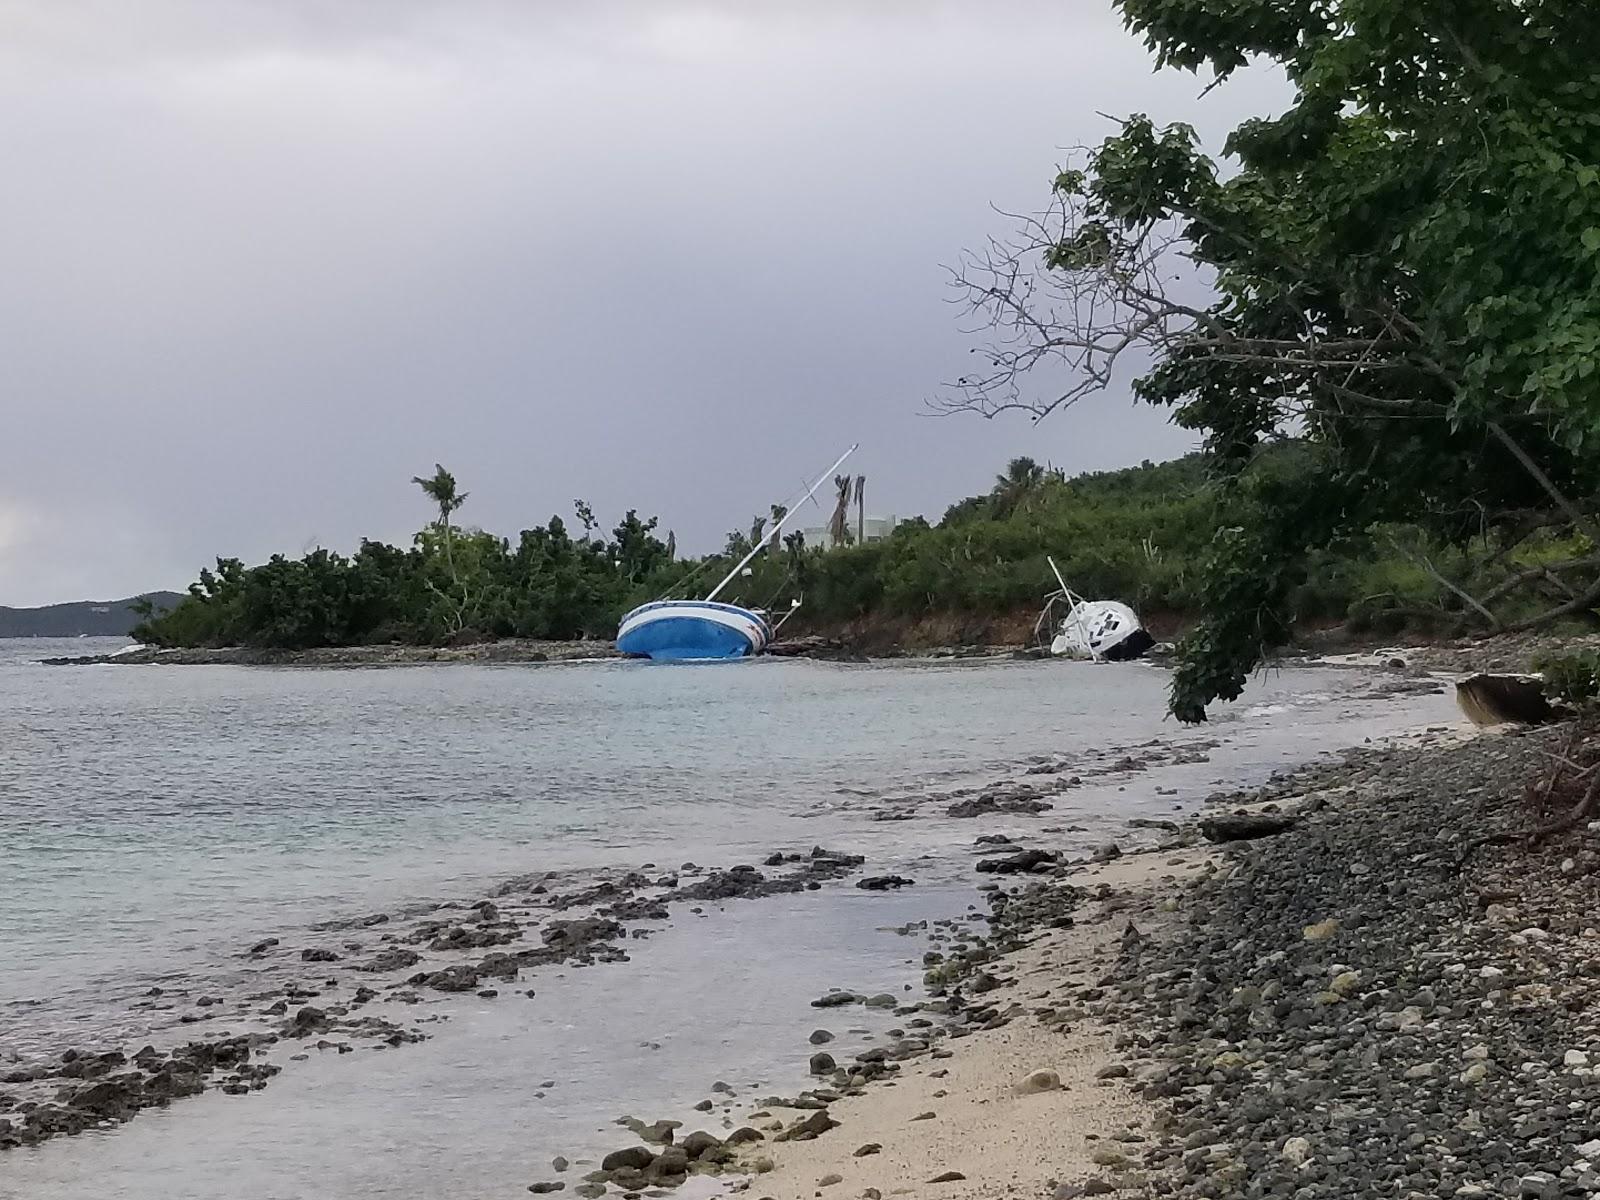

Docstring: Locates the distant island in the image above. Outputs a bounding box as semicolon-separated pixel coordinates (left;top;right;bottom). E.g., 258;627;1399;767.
0;593;182;639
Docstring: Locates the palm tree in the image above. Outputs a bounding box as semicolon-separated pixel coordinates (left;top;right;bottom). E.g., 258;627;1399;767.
854;475;866;544
828;474;853;547
768;504;787;554
992;455;1046;517
413;464;468;579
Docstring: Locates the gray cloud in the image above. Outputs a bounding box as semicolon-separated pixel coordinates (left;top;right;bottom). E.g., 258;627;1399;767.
0;1;1285;606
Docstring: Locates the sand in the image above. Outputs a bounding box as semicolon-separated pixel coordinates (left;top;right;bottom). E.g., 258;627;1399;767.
728;848;1218;1200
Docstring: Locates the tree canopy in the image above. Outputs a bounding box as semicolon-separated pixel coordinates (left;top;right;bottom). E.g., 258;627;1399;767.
946;0;1600;720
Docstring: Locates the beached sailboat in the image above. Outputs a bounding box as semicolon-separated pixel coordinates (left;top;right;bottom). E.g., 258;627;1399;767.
1034;556;1154;662
616;446;858;661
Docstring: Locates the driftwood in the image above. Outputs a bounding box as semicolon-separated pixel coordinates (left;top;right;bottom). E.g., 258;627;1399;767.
1455;674;1560;727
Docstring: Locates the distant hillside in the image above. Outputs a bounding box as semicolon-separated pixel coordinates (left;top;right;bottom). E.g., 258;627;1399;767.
0;592;183;638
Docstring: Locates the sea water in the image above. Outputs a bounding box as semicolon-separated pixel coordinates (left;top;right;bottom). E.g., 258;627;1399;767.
0;638;1459;1199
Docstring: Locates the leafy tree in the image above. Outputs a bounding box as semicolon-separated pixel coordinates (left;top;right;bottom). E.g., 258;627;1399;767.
945;0;1600;721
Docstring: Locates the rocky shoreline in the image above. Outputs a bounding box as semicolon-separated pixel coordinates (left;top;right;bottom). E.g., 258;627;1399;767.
620;723;1600;1200
0;848;883;1151
18;671;1578;1199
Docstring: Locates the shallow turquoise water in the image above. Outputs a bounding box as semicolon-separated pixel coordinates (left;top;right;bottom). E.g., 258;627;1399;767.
0;638;1459;1199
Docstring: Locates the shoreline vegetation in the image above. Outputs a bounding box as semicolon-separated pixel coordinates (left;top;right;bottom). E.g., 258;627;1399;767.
81;452;1600;690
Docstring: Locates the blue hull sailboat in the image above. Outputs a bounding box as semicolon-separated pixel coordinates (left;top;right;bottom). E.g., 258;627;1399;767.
616;600;773;660
616;445;858;662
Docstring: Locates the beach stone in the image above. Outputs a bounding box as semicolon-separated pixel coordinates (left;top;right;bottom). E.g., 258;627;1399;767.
1199;812;1297;842
601;1147;655;1173
812;993;859;1009
1302;918;1340;942
818;1174;843;1187
928;1172;966;1183
1090;1147;1127;1167
774;1109;838;1142
810;1053;837;1076
574;1187;605;1199
865;994;897;1009
1281;1136;1313;1166
1564;1049;1590;1068
528;1184;565;1194
679;1131;723;1159
1519;1172;1559;1199
1015;1068;1061;1094
750;1156;775;1173
853;1143;882;1157
725;1127;763;1146
552;1157;569;1172
809;1029;835;1045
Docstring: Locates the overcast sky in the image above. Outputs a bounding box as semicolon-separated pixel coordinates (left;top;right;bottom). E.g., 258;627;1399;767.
0;1;1284;607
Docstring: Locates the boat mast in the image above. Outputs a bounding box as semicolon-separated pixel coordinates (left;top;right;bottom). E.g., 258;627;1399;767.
706;444;859;602
1046;555;1082;606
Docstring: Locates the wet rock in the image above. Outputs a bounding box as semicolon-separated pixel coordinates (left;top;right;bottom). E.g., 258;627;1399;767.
928;1171;966;1183
810;1053;837;1075
809;1029;835;1045
854;1143;882;1157
976;849;1057;875
353;947;421;973
300;948;340;963
856;876;914;891
811;992;860;1009
527;1183;565;1194
601;1146;656;1173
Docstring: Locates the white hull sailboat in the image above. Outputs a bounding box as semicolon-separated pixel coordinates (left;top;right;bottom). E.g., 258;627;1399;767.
1036;556;1154;662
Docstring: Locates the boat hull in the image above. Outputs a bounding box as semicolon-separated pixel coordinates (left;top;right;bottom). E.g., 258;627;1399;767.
1050;600;1153;661
616;601;772;661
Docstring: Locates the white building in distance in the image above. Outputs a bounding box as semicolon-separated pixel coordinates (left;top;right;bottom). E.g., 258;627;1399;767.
798;515;899;551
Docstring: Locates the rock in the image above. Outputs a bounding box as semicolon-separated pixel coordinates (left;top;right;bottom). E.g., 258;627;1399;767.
911;1111;936;1122
1519;1172;1559;1200
749;1156;775;1174
928;1172;966;1184
1094;1063;1129;1080
679;1131;723;1159
692;1099;713;1112
528;1184;565;1194
299;947;340;962
1302;918;1341;942
1015;1068;1061;1094
551;1157;569;1172
1460;1063;1490;1085
976;849;1057;874
810;1053;837;1075
601;1146;655;1173
864;994;897;1009
1281;1136;1313;1166
812;993;859;1009
1090;1147;1127;1167
853;1143;882;1157
809;1029;835;1045
857;876;915;891
575;1186;606;1199
1564;1049;1590;1068
774;1109;838;1142
818;1174;843;1187
725;1127;763;1146
1199;812;1297;842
